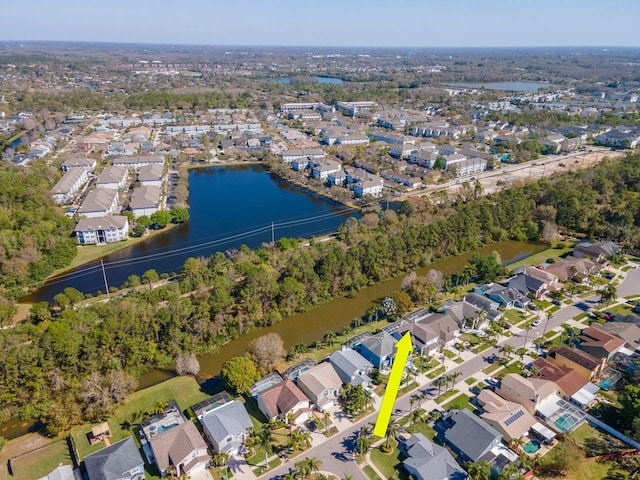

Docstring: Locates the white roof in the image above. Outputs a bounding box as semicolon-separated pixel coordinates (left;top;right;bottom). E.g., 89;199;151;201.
570;383;599;406
530;422;556;441
535;393;563;418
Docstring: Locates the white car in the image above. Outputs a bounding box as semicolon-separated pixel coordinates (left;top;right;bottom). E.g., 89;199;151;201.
531;319;542;327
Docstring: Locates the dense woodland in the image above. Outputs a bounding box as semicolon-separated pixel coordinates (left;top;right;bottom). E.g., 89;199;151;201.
1;152;640;434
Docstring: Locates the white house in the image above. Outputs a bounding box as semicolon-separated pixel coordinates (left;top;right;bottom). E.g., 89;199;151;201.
61;156;97;172
353;176;384;198
77;189;119;218
137;163;164;187
311;159;342;180
74;215;129;244
113;155;164;171
96;166;129;189
50;168;89;205
129;185;162;217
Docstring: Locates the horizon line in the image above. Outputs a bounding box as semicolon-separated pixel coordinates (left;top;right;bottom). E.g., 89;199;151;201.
1;40;640;50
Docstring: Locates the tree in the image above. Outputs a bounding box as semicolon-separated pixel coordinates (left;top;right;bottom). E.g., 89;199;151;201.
433;155;446;170
170;207;189;223
600;283;617;305
63;287;84;306
500;344;514;360
323;411;331;434
467;460;492;480
434;376;447;397
255;424;275;469
410;409;425;432
150;210;172;229
175;353;200;376
516;347;528;365
53;292;70;310
323;330;337;347
384;418;402;450
287;429;311;452
220;357;260;395
212;452;229;468
390;290;413;317
247;333;286;373
142;269;160;289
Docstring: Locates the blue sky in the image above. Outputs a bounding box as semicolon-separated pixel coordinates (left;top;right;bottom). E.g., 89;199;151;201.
2;0;639;47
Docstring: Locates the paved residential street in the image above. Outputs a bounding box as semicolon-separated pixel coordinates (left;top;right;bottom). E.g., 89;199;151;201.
261;261;640;480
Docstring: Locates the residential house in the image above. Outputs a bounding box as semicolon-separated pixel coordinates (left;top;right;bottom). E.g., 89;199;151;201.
78;189;119;218
440;409;503;463
531;357;595;407
573;241;621;264
547;347;605;382
481;283;530;309
593;322;640;351
595;128;640;148
477;389;537;441
421;313;460;348
197;398;253;455
38;465;75;480
401;433;467;480
354;331;398;370
137;163;164;187
74;216;129;244
281;148;325;165
149;421;210;477
256;379;311;424
328;348;373;386
129;186;162;217
311;158;342;180
50;168;89;205
544;256;599;282
507;266;560;299
84;437;145;480
496;373;560;416
381;170;422;189
353;176;384;198
390;142;418;159
578;326;625;360
398;321;440;356
61;156;97;172
113;155;165;171
460;293;503;322
444;296;498;331
96;166;129;190
296;362;343;411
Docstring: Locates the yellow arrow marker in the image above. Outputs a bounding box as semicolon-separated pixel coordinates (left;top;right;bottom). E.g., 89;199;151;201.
373;332;413;438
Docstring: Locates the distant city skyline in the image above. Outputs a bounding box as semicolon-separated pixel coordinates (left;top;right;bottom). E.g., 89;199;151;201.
2;0;640;48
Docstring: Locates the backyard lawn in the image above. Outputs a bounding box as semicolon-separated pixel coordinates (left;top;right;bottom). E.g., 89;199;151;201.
6;439;71;480
370;441;408;480
443;393;474;412
70;376;210;460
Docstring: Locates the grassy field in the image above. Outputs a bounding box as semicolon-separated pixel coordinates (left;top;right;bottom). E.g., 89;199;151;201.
70;376;210;460
370;441;408;480
495;362;525;379
443;393;474;412
434;389;459;404
426;366;446;379
6;440;71;480
508;242;574;271
363;465;384;480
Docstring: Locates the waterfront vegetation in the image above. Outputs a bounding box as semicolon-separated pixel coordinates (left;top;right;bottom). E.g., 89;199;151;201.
2;153;640;435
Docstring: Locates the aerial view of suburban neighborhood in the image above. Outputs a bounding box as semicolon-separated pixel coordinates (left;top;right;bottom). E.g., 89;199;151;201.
2;3;640;480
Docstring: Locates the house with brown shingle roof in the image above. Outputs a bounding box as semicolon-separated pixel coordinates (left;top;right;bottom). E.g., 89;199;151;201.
593;322;640;350
579;326;626;360
531;357;587;398
547;346;604;382
256;379;311;424
149;421;210;477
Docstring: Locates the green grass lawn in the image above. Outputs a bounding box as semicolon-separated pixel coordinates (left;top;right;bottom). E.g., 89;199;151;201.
252;456;282;476
548;305;561;314
426;366;446;379
246;428;290;467
533;299;552;310
465;377;477;385
442;349;457;359
363;465;384;480
495;362;524;379
483;362;502;375
504;309;527;324
434;389;458;404
443;393;474;412
71;376;210;460
508;243;574;271
240;396;268;429
370;441;408;480
8;439;71;480
605;303;633;316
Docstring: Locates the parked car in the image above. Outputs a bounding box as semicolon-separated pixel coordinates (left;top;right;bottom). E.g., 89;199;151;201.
531;319;542;327
552;299;562;306
486;354;498;364
470;386;482;395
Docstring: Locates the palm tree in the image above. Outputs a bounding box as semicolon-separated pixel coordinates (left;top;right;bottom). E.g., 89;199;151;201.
409;395;417;413
256;424;275;469
516;347;528;366
434;377;447;397
500;344;514;360
294;459;311;479
152;401;167;414
286;412;296;431
467;460;492;480
384;418;402;450
306;457;322;477
356;431;372;455
287;429;311;452
409;409;424;432
600;283;617;305
323;330;337;347
447;372;461;390
322;411;331;434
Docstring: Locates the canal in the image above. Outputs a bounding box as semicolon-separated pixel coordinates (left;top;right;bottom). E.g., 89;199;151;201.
23;164;359;302
139;239;547;387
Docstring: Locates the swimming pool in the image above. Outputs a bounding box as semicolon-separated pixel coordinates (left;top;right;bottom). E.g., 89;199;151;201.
523;440;541;454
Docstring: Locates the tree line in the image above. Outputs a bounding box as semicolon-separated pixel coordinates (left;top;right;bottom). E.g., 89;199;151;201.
2;152;640;434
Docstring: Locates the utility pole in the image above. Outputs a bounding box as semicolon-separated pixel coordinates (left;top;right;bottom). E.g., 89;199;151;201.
101;260;110;299
271;221;275;245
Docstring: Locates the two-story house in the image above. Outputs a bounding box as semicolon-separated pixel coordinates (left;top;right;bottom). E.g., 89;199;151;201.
196;397;253;455
296;362;343;411
84;437;145;480
328;349;373;386
256;379;311;424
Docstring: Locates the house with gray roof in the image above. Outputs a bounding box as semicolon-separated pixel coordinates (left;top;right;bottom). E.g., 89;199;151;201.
199;400;253;455
38;465;75;480
84;436;144;480
96;166;129;190
50;167;89;205
78;189;119;218
328;348;373;386
129;186;162;217
402;433;467;480
61;156;97;172
74;215;129;244
441;409;503;463
354;331;398;369
137;163;164;187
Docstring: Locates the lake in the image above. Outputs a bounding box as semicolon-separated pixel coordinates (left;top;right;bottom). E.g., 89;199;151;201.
24;164;358;302
446;81;555;92
266;76;344;84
